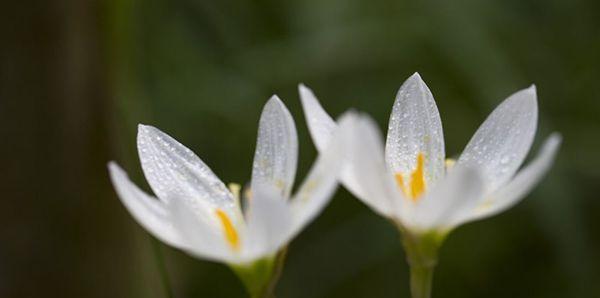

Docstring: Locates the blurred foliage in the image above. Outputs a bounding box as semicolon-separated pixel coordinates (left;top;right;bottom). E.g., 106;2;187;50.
1;0;600;297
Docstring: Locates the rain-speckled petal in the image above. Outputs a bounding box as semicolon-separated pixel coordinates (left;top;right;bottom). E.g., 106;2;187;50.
137;125;235;212
299;84;337;151
251;96;298;199
468;133;561;222
108;162;184;248
385;73;445;188
457;86;538;192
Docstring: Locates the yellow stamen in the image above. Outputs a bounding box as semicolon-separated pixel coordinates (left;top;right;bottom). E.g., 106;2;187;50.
215;209;240;251
395;152;427;202
410;153;426;200
445;158;456;170
228;183;241;201
395;174;409;197
244;187;253;202
275;179;285;190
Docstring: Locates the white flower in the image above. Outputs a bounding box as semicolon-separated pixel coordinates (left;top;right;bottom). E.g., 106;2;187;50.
299;73;561;234
108;96;345;265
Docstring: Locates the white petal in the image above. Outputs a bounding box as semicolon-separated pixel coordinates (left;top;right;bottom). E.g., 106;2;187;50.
385;73;445;186
244;186;292;260
251;96;298;199
168;197;235;263
409;165;485;231
299;85;370;202
108;162;184;248
469;133;562;221
345;113;404;218
137;125;235;211
288;118;346;237
298;84;337;151
457;86;538;192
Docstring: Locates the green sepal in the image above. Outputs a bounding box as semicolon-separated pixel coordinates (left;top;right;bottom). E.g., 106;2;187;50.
399;227;448;267
229;248;288;298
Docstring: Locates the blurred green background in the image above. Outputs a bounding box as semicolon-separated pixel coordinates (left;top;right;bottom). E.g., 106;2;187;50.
2;0;599;297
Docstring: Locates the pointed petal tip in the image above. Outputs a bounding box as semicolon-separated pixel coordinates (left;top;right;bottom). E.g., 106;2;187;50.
504;85;538;108
550;131;562;140
265;95;287;110
546;132;563;148
107;162;122;179
266;96;294;121
137;123;157;136
399;72;430;96
406;72;424;84
107;160;118;170
136;124;164;146
267;94;282;103
108;161;133;183
298;84;317;104
525;84;537;99
108;161;132;186
523;84;537;96
263;95;290;115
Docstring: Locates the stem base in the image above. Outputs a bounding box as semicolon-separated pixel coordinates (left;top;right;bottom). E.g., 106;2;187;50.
398;226;447;298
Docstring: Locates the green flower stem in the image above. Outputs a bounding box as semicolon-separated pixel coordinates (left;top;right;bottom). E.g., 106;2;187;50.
264;247;287;296
231;247;288;298
398;225;447;298
408;261;435;298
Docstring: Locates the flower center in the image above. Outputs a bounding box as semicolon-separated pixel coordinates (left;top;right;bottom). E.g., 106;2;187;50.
395;152;426;201
215;209;240;251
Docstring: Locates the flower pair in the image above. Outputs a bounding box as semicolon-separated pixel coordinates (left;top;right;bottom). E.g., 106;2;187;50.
109;73;560;297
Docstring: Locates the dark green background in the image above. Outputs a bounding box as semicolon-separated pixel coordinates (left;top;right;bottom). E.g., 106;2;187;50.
2;0;599;297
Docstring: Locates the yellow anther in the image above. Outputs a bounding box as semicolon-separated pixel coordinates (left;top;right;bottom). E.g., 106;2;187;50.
244;187;253;202
395;152;427;202
445;158;456;170
395;174;409;197
410;153;426;200
215;209;240;251
228;183;241;201
275;179;285;190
